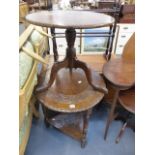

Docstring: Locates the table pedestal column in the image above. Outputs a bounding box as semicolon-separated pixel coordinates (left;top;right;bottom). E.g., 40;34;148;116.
35;28;108;94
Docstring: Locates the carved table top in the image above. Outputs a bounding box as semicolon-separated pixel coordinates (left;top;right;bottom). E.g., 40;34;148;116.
26;10;115;29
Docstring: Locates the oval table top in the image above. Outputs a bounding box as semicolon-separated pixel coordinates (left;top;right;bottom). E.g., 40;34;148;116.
37;68;105;113
26;10;115;29
103;58;135;88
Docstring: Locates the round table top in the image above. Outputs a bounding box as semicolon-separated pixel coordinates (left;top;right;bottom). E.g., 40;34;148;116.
26;10;115;29
103;58;135;88
37;68;105;113
118;88;135;114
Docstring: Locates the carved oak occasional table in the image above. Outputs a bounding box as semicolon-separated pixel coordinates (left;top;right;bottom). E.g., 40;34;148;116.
26;10;115;147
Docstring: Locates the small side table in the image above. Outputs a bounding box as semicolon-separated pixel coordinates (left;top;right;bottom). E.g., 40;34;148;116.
26;10;114;147
26;10;114;94
37;67;105;147
103;58;135;140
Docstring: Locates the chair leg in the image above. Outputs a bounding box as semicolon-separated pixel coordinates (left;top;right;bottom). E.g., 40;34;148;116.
115;122;128;143
104;89;119;140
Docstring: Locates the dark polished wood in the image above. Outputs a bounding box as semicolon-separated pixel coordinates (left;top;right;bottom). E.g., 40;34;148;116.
116;87;135;143
50;28;58;61
118;88;135;114
37;67;105;147
36;54;106;147
26;11;109;147
37;68;105;113
103;33;135;140
26;11;111;93
103;58;135;88
35;28;108;94
103;60;134;139
42;108;92;148
26;10;115;29
36;52;106;147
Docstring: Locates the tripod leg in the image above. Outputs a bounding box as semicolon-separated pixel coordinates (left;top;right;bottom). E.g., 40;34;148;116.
74;60;108;94
35;59;68;93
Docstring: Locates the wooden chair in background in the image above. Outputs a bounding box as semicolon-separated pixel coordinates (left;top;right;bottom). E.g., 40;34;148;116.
28;0;52;11
102;32;135;142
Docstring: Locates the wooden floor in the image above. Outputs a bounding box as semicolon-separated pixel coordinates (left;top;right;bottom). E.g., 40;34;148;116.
47;54;116;73
77;54;115;73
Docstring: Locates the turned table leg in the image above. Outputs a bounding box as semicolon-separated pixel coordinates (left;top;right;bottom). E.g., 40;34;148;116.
42;105;50;128
81;109;92;148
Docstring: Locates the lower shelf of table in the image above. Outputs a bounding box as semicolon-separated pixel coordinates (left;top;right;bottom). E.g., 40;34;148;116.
44;112;89;148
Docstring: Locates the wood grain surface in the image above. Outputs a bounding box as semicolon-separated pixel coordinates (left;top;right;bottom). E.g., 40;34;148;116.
26;10;115;29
